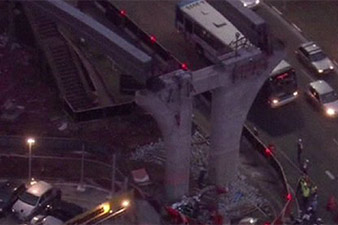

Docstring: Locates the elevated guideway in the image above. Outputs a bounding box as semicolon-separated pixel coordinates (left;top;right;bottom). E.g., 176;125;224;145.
23;0;284;201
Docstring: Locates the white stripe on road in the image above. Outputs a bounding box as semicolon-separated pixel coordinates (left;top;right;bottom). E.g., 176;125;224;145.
325;170;336;180
300;68;315;82
262;3;307;42
271;5;282;15
334;60;338;68
292;23;302;33
333;138;338;146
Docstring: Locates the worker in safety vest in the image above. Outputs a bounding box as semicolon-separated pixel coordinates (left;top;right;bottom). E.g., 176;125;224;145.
301;179;311;209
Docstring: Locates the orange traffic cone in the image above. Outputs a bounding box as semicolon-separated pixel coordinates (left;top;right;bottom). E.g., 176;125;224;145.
326;196;338;212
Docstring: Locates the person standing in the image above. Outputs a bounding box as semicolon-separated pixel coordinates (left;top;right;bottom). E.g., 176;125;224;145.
302;159;310;175
300;178;311;209
297;138;303;164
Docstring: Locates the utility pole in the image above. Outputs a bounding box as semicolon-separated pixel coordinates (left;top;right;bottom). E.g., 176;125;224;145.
110;154;116;198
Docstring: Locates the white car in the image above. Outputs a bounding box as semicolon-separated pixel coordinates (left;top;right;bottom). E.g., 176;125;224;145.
306;80;338;117
296;42;334;75
239;0;260;9
12;181;61;221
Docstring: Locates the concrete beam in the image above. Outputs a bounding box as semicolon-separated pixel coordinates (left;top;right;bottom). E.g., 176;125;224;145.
191;48;265;95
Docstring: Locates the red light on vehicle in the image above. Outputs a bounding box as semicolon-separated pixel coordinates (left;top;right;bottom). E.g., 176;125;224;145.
181;63;188;71
264;223;271;225
287;193;292;201
265;147;273;157
277;72;289;80
120;10;127;17
150;35;157;44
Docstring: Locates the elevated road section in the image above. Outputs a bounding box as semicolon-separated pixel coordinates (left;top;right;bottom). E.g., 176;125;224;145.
23;0;284;201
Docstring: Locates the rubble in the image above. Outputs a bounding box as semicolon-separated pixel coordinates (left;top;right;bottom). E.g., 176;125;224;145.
129;130;273;223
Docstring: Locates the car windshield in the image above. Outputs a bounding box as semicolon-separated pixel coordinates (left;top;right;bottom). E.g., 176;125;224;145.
309;51;327;62
321;91;338;103
19;191;39;206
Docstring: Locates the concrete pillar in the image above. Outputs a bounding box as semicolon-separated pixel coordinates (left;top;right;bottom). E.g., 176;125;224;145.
208;50;285;188
135;72;193;201
209;85;251;187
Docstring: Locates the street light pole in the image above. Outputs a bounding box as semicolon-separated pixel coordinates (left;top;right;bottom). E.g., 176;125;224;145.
27;138;35;181
110;154;116;198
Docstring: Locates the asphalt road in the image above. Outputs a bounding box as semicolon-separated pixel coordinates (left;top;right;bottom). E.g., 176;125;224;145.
250;2;338;223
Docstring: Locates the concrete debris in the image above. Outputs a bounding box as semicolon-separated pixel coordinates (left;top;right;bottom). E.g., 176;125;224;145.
219;174;268;219
130;141;166;166
130;130;270;221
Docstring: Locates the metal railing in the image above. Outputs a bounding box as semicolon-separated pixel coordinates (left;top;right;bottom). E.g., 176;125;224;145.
243;124;298;224
94;0;185;74
0;135;126;193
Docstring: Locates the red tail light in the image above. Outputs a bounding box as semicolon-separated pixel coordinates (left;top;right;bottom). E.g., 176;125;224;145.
150;35;157;44
181;63;188;71
120;10;127;17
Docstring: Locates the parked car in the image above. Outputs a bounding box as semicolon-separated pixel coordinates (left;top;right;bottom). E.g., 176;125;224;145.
239;0;260;9
306;80;338;117
11;180;61;221
296;41;334;75
0;180;26;217
30;200;84;225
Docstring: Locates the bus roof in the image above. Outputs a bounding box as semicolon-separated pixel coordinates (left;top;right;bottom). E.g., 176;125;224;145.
270;60;292;77
178;0;249;49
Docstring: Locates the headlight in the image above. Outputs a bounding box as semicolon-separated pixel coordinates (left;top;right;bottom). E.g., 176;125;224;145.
272;99;279;104
121;199;130;208
255;0;260;4
293;91;298;96
326;108;335;116
330;66;334;70
243;2;248;7
318;69;323;73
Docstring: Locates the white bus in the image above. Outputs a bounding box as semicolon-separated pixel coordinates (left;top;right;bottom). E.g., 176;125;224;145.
175;0;252;63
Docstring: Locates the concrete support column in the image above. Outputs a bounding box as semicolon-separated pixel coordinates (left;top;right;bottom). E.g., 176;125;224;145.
209;86;239;187
209;81;260;188
135;79;193;201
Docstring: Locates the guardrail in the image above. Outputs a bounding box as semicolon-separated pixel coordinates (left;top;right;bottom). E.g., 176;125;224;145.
243;124;297;224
